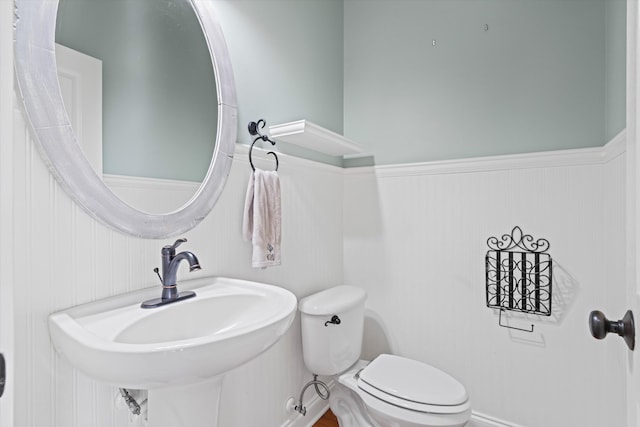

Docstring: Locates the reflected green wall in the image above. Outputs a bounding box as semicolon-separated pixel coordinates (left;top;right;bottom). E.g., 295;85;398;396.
56;0;218;182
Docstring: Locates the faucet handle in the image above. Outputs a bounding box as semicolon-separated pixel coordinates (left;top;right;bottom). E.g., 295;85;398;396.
170;238;187;249
163;238;187;251
161;238;188;257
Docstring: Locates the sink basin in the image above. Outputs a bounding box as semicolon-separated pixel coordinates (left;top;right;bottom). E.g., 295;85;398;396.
49;276;297;390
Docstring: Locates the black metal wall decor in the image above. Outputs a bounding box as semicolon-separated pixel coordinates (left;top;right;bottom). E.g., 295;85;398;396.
485;226;552;332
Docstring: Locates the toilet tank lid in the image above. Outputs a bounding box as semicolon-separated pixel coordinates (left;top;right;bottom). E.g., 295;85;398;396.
298;286;367;315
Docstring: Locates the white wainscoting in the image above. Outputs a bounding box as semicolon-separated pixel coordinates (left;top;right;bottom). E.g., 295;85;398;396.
9;87;628;427
343;133;627;427
11;98;344;426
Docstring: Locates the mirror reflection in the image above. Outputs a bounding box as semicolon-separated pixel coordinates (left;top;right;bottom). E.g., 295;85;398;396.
55;0;218;212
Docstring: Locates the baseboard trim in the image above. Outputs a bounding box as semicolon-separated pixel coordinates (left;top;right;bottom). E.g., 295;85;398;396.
278;390;521;427
279;380;334;427
280;408;521;427
469;411;525;427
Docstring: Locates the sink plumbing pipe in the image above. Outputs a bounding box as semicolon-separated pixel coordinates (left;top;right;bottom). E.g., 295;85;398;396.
294;374;330;416
119;388;141;415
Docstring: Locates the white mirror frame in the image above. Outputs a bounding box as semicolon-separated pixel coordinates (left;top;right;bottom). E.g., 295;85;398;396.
13;0;237;239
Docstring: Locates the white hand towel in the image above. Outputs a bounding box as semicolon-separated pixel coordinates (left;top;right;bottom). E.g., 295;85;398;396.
242;172;255;242
242;169;281;268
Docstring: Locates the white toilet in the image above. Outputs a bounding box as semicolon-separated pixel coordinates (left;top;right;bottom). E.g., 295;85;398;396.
298;286;471;427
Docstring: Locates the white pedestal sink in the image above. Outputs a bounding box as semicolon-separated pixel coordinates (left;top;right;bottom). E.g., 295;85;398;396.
48;277;297;427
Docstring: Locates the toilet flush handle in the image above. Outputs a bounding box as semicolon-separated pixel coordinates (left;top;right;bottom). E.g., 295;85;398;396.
324;315;341;327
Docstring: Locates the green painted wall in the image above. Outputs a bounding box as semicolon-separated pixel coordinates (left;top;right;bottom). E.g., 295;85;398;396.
213;0;345;166
606;0;626;142
344;0;625;165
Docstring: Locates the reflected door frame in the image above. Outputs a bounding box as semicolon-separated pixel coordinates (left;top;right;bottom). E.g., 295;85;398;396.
55;43;103;176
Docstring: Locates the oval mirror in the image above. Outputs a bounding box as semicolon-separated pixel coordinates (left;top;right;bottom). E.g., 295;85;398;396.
14;0;237;238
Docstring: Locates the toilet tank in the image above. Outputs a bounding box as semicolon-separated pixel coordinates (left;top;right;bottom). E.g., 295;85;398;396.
298;286;367;376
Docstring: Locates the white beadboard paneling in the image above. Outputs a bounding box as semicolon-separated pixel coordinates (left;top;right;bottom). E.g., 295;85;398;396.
9;85;627;427
601;147;627;427
11;98;344;426
344;140;626;427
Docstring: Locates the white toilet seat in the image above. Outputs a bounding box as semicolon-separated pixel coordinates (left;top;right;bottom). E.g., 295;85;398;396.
338;356;471;427
357;354;470;415
358;382;468;415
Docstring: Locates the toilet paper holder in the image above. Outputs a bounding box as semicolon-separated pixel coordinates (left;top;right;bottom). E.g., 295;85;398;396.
485;226;553;332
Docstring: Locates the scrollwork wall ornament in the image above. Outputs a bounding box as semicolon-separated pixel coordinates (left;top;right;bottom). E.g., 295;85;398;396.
486;226;550;253
485;227;553;332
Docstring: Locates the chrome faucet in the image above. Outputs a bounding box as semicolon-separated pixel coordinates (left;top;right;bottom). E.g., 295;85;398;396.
141;238;201;308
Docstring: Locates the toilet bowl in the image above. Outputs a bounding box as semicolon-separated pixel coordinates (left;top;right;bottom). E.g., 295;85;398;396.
298;286;471;427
